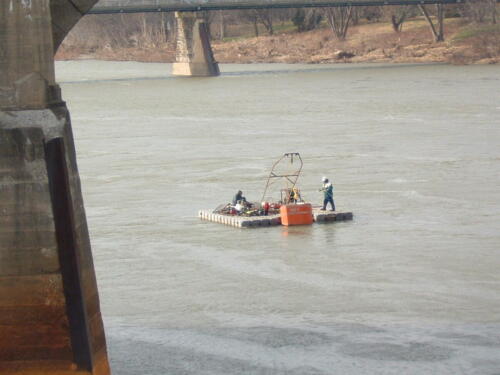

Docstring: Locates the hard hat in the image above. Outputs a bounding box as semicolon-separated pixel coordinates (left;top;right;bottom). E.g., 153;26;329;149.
322;176;327;182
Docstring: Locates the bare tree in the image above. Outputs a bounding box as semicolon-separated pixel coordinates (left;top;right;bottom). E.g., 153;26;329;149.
292;8;323;32
274;9;293;26
383;5;413;32
255;9;275;35
491;0;497;24
360;6;383;23
351;7;360;26
462;0;498;23
292;8;306;31
239;10;260;36
216;10;227;40
324;6;353;40
419;4;445;42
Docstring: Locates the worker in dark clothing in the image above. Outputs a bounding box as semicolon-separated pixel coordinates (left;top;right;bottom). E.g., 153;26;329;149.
232;190;246;206
320;177;335;211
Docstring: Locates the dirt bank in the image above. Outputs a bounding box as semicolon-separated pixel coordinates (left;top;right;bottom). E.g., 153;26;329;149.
56;19;500;65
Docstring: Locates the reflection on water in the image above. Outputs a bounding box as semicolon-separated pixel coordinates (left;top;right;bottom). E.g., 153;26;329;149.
56;61;500;374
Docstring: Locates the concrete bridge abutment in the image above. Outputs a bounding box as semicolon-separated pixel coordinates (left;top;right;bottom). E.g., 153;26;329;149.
1;1;110;374
172;12;220;77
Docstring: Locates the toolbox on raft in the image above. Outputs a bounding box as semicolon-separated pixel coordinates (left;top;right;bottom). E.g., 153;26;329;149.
198;153;353;228
280;203;314;226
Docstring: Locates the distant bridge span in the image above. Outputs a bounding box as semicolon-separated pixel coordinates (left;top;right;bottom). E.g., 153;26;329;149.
86;0;470;77
89;0;464;13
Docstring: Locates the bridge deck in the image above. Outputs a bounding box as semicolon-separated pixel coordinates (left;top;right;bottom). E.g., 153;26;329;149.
89;0;465;13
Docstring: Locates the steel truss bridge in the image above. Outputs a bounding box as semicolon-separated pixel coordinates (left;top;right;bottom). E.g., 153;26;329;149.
89;0;467;13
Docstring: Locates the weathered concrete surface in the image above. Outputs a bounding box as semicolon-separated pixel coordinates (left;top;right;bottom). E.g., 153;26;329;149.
0;0;57;109
1;1;110;374
0;108;111;375
0;126;71;368
0;0;100;54
172;12;220;77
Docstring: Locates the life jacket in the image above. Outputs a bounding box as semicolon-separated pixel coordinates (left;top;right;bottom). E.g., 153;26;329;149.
323;183;333;198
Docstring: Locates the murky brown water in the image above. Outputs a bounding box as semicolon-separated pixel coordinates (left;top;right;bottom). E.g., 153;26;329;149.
56;61;500;374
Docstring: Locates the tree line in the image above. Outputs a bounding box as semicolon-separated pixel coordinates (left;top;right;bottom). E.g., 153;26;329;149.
63;0;497;50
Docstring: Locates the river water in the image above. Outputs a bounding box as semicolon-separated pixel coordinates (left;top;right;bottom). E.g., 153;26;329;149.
55;61;500;374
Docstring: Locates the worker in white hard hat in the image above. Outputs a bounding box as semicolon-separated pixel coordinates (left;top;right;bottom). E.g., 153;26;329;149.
320;177;335;211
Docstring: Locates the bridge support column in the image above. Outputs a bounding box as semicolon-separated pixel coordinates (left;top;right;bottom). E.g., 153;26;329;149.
172;12;220;77
0;1;110;375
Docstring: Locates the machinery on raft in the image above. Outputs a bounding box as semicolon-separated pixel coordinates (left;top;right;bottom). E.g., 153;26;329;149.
213;153;314;225
199;152;353;227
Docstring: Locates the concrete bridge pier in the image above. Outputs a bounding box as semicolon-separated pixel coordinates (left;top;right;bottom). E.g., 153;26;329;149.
172;12;220;77
0;1;110;374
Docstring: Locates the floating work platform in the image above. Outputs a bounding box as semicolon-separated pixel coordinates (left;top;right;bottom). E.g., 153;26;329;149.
313;209;353;223
198;208;353;228
198;210;281;228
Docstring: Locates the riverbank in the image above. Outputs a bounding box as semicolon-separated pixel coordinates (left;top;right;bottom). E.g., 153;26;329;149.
56;18;500;65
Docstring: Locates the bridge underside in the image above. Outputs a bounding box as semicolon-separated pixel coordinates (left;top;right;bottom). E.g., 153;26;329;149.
50;0;99;51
